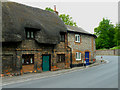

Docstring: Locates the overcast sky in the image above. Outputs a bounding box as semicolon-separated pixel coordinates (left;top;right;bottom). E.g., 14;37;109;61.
7;0;118;34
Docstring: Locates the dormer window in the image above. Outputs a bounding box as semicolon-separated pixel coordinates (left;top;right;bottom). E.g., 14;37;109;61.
25;28;40;39
25;27;40;39
60;32;65;42
75;34;80;43
26;30;35;39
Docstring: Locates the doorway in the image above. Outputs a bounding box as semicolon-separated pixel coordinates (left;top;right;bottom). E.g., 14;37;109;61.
42;55;51;71
85;52;89;65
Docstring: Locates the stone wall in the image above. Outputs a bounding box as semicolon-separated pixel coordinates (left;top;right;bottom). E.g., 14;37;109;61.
2;42;18;74
68;32;96;65
96;49;120;56
53;33;70;69
2;37;70;75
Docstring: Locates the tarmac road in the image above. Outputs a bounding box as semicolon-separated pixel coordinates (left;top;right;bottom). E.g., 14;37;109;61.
3;56;118;88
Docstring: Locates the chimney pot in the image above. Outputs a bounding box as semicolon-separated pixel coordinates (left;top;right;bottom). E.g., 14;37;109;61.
54;5;58;15
54;5;56;11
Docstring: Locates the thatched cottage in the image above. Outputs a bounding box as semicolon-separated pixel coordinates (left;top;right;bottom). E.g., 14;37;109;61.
1;2;96;75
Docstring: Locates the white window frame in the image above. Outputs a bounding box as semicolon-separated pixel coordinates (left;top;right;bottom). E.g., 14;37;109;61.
31;31;34;38
26;30;35;39
75;34;80;43
76;52;81;60
27;31;30;38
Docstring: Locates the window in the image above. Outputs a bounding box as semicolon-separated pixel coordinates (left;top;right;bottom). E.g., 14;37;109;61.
22;54;34;65
26;30;35;39
60;33;65;42
25;27;40;39
57;54;65;63
76;52;81;60
75;34;80;42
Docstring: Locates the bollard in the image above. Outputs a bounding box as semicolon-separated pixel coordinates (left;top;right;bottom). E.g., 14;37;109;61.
101;56;103;63
84;58;86;68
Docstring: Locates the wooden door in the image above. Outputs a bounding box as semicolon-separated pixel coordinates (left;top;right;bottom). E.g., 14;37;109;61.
42;55;50;71
85;52;89;65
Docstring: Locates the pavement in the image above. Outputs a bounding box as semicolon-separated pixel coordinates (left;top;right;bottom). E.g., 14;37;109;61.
2;59;105;87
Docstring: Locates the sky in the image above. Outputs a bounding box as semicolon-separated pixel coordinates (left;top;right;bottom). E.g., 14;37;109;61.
6;0;118;34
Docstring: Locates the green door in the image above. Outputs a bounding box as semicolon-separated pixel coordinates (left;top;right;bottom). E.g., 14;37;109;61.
42;55;50;71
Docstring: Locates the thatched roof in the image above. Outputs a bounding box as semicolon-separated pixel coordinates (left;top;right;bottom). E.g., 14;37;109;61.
2;2;67;44
66;25;97;38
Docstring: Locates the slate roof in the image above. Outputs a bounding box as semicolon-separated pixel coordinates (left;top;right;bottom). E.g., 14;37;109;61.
66;25;97;38
2;2;67;44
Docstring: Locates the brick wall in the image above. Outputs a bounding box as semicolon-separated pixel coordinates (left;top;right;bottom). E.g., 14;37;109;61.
2;37;70;75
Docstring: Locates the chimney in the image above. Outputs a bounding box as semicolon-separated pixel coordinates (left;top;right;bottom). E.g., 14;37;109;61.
54;5;58;15
54;5;56;11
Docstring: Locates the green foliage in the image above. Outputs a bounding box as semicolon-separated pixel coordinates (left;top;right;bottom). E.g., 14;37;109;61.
110;46;120;50
94;18;115;49
59;14;77;26
45;7;54;12
97;48;108;50
45;7;77;26
114;24;120;46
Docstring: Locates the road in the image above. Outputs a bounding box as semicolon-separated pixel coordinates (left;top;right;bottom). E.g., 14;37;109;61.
3;56;118;88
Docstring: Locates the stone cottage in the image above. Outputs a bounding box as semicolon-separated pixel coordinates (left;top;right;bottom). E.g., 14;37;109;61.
66;25;97;67
2;2;71;75
1;2;96;75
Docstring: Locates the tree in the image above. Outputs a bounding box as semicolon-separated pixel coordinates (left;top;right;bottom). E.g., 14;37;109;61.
45;7;54;12
94;18;115;49
114;24;120;46
45;7;77;26
59;14;77;26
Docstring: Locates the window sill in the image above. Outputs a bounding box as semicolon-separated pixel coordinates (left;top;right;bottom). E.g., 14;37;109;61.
57;62;65;63
76;59;81;61
22;64;34;65
26;38;35;40
60;41;65;42
75;41;80;43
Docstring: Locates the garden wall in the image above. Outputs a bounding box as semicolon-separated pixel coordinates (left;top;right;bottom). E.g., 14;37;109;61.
96;49;120;56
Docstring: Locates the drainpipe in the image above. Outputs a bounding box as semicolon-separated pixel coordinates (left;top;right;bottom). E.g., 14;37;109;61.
70;48;72;68
67;46;72;68
66;32;72;68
